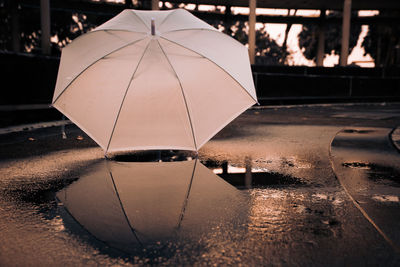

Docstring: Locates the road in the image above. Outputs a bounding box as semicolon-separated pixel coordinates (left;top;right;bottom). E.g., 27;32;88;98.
0;102;399;266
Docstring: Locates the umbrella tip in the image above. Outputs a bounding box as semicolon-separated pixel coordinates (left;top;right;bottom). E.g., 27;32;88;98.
151;18;155;35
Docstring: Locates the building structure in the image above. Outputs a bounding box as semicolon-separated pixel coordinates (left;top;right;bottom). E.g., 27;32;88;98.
24;0;400;66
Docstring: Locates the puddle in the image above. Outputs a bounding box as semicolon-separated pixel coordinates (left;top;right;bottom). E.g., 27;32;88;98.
342;129;375;134
109;150;197;162
342;162;372;170
218;172;305;189
372;195;400;203
202;159;305;189
55;159;249;256
342;162;400;185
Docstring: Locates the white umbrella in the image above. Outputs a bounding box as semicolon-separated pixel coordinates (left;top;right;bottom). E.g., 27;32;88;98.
52;9;257;154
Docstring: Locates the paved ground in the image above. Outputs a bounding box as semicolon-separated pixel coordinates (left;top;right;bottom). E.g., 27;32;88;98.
0;102;399;266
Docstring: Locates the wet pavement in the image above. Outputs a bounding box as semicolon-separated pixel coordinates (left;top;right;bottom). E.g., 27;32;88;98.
0;102;400;266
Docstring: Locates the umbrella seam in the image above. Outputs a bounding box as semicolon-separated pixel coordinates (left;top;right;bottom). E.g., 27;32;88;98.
156;39;198;151
53;35;148;105
158;9;178;29
159;36;258;103
130;10;151;31
162;28;218;34
104;29;146;41
109;170;143;247
106;40;152;153
177;159;197;229
163;29;248;48
158;10;216;33
56;194;136;255
93;29;147;34
65;29;146;44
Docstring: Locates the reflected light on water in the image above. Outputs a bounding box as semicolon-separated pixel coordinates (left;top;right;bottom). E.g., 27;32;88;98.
56;159;248;255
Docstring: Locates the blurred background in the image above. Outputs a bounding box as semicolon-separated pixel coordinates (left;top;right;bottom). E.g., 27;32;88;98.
0;0;399;126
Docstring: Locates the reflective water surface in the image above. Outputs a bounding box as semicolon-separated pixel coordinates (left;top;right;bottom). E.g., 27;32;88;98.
56;159;249;258
52;157;353;265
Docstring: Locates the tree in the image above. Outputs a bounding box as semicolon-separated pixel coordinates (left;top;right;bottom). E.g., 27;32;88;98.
298;10;361;63
0;0;124;55
1;0;288;64
222;20;287;65
362;10;400;67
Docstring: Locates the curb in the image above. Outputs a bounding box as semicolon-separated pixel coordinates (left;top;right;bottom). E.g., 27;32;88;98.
0;120;72;135
390;127;400;152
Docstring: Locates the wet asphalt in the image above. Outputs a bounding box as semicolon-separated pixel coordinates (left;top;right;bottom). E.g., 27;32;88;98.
0;102;399;266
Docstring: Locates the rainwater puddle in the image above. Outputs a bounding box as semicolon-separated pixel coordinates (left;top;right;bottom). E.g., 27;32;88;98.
342;162;372;170
372;195;400;203
203;158;307;189
342;129;375;134
202;160;306;189
109;150;197;162
1;153;325;265
342;162;400;185
55;158;249;260
51;156;331;264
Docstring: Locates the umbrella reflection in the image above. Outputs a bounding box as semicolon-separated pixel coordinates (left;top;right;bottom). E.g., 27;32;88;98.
56;159;247;254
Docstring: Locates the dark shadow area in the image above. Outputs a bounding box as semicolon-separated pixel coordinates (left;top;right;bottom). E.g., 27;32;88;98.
109;150;197;162
0;108;63;128
342;129;375;134
0;125;97;161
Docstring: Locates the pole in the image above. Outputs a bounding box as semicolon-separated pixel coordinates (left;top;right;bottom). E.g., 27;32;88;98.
40;0;51;55
316;9;326;66
151;0;159;10
151;18;155;35
340;0;351;66
11;0;20;52
248;0;257;65
245;157;252;189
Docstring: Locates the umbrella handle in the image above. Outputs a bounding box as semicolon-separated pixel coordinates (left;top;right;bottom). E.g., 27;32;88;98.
151;18;155;36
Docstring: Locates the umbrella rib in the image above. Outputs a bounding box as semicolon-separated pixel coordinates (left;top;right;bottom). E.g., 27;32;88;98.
162;29;246;49
105;40;152;153
130;11;150;31
156;39;198;150
53;35;148;105
109;171;143;247
162;28;217;34
159;36;258;103
177;159;197;229
158;9;178;28
93;29;148;34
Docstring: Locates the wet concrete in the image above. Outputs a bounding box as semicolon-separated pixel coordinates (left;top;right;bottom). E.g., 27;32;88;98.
330;127;400;253
0;102;400;266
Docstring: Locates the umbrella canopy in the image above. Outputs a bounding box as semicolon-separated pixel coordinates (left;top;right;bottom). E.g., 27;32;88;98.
52;9;257;153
